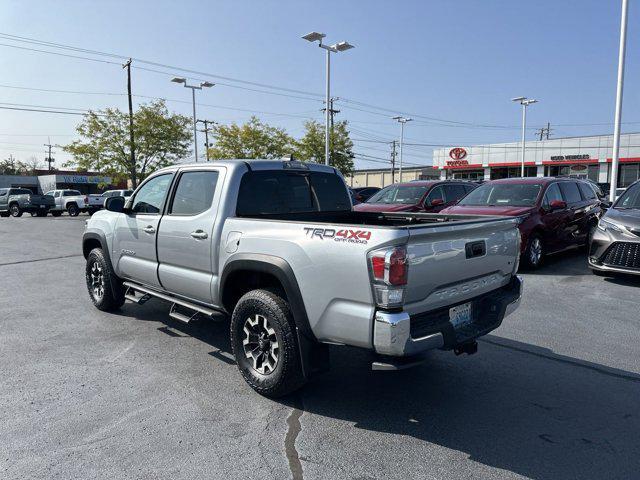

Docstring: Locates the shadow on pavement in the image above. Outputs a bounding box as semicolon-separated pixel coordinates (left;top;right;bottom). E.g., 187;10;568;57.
118;298;639;479
523;248;592;276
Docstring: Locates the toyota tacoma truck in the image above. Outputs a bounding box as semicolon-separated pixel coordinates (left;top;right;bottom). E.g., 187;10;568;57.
0;188;55;217
82;160;523;397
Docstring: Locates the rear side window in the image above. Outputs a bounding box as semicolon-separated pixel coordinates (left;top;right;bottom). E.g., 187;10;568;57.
170;171;219;215
236;171;350;215
578;182;597;200
558;182;582;204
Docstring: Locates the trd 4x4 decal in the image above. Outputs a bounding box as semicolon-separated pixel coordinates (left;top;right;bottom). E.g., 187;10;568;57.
303;227;371;244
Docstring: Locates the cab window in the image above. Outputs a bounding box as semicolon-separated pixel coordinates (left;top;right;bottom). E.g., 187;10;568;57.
169;171;219;215
131;174;173;214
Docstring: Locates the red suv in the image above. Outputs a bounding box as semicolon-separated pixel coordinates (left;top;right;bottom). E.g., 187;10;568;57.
353;180;476;213
441;177;603;268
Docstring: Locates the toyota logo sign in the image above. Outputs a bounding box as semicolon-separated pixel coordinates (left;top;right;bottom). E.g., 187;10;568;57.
449;147;467;160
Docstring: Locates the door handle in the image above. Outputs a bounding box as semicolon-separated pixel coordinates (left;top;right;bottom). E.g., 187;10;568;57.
143;225;156;234
190;230;208;240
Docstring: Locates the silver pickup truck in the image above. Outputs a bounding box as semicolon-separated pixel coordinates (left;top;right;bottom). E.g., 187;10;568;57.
83;160;522;397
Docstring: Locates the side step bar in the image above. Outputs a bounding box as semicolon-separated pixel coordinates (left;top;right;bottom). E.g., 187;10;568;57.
122;281;219;321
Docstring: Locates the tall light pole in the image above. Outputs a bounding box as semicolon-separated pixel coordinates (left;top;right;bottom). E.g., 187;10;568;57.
392;116;412;181
171;77;214;162
302;31;354;166
610;0;629;202
512;97;538;177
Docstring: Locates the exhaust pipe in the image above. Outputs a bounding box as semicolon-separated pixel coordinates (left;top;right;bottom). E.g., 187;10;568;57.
454;341;478;356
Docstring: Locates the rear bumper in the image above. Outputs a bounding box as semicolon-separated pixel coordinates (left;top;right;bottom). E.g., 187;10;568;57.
21;204;52;212
373;275;523;356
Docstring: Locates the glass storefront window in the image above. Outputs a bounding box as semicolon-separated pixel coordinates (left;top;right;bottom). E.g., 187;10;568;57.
490;166;536;179
619;164;640;187
448;170;484;180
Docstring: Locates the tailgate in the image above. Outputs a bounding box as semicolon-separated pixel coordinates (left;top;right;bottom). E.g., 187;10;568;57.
403;217;520;315
29;195;54;206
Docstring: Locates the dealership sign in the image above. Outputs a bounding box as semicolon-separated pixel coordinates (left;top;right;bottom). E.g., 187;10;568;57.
449;147;467;160
58;175;112;184
550;154;590;161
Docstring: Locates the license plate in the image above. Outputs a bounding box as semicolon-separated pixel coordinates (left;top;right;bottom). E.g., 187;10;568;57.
449;302;472;328
39;205;45;208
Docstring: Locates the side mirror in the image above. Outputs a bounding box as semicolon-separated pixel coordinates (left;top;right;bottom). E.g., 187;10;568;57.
430;198;444;206
549;199;567;210
104;196;125;212
600;199;612;209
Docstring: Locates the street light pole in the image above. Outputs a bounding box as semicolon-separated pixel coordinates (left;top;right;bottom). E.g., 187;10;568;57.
325;48;331;167
171;78;214;162
392;116;412;181
610;0;629;203
302;32;354;166
512;97;538;177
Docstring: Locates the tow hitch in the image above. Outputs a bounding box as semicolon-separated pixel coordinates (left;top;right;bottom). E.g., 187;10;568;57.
454;341;478;356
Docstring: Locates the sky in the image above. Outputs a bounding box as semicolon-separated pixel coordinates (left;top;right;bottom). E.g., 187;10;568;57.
0;0;638;170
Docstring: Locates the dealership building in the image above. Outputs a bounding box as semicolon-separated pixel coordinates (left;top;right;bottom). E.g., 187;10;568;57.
432;132;640;187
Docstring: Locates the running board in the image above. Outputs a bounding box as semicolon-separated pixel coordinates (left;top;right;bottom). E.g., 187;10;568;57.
122;281;218;317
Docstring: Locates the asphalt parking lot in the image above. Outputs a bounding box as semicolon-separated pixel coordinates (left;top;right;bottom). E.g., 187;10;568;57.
1;215;639;480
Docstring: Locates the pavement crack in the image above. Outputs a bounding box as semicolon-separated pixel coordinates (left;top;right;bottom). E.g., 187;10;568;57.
0;253;83;267
284;395;304;480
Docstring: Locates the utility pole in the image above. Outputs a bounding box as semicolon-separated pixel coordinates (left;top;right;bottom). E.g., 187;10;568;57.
123;58;136;186
196;119;216;162
321;97;340;163
390;140;397;184
44;138;54;171
536;122;553;141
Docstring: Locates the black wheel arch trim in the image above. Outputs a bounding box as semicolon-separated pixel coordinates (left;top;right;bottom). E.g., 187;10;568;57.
83;231;121;294
221;253;329;379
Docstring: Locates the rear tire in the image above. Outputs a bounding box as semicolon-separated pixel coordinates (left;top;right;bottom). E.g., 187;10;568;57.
9;204;22;217
36;211;47;217
230;289;305;398
67;203;79;217
85;248;125;311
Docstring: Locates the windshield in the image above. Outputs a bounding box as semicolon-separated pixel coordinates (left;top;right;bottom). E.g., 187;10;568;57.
458;183;542;207
614;183;640;209
366;185;428;205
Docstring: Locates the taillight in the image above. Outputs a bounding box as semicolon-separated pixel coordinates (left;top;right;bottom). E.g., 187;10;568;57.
368;245;408;308
84;196;89;203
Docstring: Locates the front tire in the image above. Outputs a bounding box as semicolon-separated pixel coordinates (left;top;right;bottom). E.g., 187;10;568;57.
67;203;79;216
10;204;22;217
230;289;305;398
85;248;125;311
523;234;544;269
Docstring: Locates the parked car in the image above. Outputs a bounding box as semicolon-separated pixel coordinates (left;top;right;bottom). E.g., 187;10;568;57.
589;180;640;277
87;189;134;214
353;180;477;213
0;188;55;217
45;189;88;216
351;186;381;203
441;177;603;269
83;160;522;397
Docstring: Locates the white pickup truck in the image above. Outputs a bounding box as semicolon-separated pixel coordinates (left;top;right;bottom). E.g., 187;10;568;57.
86;189;134;215
44;189;87;217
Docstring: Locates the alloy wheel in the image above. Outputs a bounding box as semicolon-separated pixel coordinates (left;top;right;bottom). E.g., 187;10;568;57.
242;314;279;375
90;260;105;300
530;237;543;266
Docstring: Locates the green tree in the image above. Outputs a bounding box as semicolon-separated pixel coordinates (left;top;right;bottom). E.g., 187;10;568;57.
295;120;355;176
64;100;192;187
208;116;295;160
